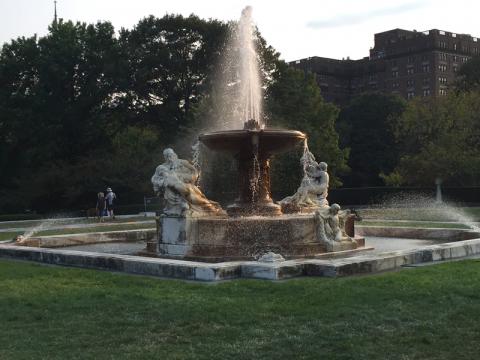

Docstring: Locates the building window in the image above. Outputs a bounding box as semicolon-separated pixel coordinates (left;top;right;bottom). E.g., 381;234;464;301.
407;67;414;75
438;64;447;72
423;77;430;85
439;53;448;61
423;88;431;97
407;79;415;87
407;91;415;99
453;55;458;62
439;88;447;96
392;81;399;89
392;71;399;78
439;77;447;85
422;64;430;73
454;43;457;50
391;60;397;67
439;41;447;48
453;65;458;72
462;57;469;63
407;56;415;64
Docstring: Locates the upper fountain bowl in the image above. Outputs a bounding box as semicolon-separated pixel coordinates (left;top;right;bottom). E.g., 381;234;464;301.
199;128;306;156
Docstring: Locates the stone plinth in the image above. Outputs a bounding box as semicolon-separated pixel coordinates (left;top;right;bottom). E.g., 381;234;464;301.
157;214;363;261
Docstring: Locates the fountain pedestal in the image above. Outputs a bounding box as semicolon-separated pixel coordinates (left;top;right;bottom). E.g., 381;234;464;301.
228;153;281;216
199;128;306;216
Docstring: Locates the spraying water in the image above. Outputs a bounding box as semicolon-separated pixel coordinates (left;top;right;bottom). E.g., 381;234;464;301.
21;218;61;241
363;193;480;233
237;6;262;126
207;6;264;130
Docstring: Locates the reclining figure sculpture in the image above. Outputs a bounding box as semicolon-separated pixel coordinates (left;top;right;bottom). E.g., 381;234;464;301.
151;148;225;217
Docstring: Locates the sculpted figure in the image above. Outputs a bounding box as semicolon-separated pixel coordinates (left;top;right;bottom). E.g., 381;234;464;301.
315;204;355;244
279;160;329;212
151;148;225;217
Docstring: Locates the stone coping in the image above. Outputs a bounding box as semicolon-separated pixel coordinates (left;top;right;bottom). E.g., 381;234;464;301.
1;237;480;281
14;229;156;248
356;226;480;241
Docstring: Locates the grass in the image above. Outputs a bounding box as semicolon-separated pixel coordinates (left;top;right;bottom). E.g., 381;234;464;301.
358;220;471;229
0;232;21;241
0;259;479;359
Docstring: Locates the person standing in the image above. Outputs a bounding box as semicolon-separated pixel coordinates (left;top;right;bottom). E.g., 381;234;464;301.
105;187;117;220
96;192;106;222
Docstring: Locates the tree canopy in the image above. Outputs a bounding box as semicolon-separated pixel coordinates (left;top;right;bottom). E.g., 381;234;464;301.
337;93;406;187
0;15;348;213
390;92;480;186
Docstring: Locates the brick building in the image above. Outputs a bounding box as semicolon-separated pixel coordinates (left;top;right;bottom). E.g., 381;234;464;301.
291;28;479;105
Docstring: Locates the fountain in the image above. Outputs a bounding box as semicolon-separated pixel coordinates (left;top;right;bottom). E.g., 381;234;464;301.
199;6;305;216
150;7;363;261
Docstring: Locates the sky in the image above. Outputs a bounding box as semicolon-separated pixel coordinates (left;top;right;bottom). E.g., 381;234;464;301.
1;0;479;62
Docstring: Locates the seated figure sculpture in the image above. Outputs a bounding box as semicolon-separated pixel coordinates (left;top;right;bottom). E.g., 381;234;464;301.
151;148;225;217
315;204;356;247
279;159;329;213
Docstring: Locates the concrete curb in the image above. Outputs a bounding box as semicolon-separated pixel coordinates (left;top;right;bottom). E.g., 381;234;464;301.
1;237;480;281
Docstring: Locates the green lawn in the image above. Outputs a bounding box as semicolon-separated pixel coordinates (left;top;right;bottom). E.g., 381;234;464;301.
0;259;479;359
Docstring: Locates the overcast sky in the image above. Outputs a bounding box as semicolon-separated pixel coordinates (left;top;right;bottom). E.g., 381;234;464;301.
1;0;479;61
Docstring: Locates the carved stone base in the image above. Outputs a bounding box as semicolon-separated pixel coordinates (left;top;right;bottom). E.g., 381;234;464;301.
156;214;365;261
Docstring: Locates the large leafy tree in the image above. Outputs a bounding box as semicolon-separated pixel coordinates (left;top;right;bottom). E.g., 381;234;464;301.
391;92;480;186
0;20;125;211
118;15;228;142
336;93;406;187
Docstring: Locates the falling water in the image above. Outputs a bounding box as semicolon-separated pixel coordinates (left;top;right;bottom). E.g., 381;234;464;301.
191;141;202;185
250;153;261;202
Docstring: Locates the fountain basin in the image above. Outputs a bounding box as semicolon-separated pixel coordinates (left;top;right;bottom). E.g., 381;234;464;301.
199;128;306;216
199;128;306;155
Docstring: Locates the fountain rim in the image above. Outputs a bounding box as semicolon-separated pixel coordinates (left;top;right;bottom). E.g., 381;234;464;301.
198;128;307;140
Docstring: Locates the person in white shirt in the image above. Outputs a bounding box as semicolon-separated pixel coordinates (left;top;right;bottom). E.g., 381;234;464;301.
105;187;117;219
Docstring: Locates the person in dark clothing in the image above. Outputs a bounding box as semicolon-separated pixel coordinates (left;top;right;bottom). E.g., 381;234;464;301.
96;192;106;222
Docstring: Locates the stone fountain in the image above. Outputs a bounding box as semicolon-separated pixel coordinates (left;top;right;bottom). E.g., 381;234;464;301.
199;120;306;216
150;7;364;261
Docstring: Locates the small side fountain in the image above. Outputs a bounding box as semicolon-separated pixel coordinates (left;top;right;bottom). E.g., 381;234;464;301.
150;7;364;261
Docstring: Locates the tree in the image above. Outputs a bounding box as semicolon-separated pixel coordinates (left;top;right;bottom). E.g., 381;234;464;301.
266;63;349;196
391;92;480;186
337;93;406;187
118;15;229;142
